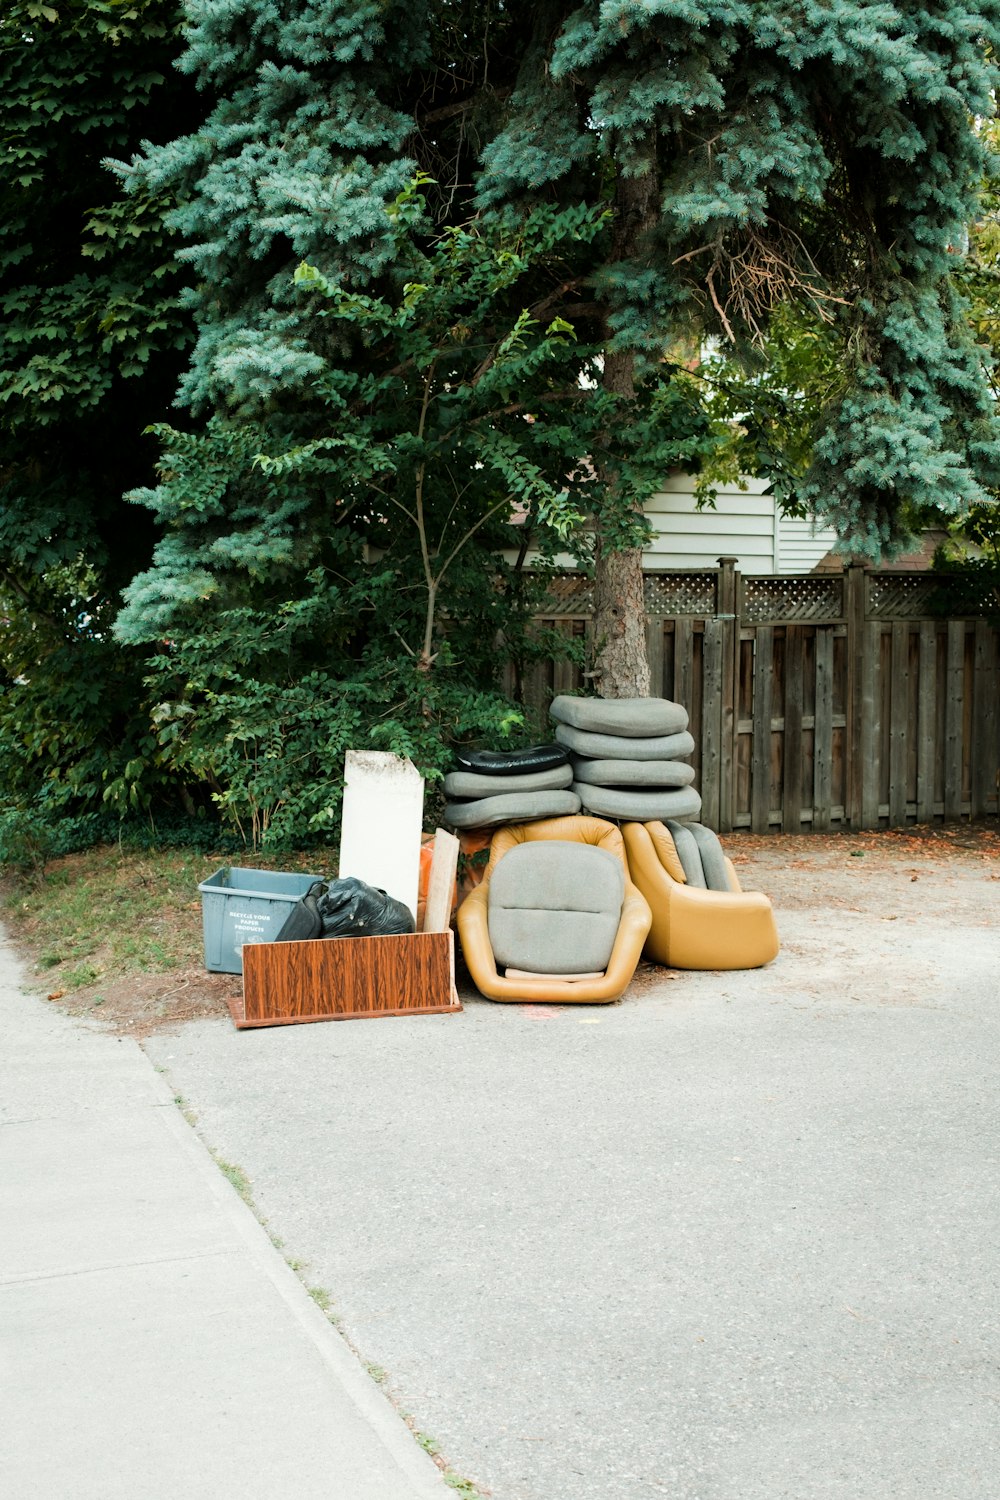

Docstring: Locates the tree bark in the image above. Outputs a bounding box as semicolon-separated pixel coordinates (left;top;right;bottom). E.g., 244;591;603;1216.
591;151;659;700
591;531;650;697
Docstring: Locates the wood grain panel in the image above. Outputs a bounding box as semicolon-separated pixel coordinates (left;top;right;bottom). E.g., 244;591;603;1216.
812;627;833;831
673;616;694;713
237;931;460;1029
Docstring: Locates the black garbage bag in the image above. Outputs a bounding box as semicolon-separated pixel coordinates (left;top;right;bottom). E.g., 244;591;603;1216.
317;877;415;938
274;880;326;943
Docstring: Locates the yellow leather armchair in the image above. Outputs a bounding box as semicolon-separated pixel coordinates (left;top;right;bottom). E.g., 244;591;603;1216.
621;821;779;971
456;815;652;1003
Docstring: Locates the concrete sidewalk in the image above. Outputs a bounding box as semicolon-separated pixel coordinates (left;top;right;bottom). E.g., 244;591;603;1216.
0;937;448;1500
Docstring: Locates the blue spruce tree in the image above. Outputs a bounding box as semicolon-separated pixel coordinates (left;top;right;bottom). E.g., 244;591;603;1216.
476;0;1000;691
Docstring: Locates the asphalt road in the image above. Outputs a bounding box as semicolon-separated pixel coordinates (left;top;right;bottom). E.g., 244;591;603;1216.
145;850;1000;1500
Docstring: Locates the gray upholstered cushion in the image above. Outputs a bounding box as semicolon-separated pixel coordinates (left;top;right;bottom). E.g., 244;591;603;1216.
444;789;581;830
573;783;702;821
487;841;624;973
443;764;573;798
570;757;696;788
664;820;707;888
664;820;733;892
686;822;734;892
554;723;696;761
550;695;689;737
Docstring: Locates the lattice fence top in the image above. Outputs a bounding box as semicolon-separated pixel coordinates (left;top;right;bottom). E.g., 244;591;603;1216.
644;573;718;616
535;571;719;617
867;574;946;618
741;575;844;623
531;567;987;623
536;574;593;616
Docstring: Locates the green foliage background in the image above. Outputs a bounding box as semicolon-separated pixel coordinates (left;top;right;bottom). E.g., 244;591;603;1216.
3;0;1000;856
0;0;199;842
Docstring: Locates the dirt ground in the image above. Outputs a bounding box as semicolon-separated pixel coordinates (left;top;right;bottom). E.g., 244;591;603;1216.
44;963;244;1035
16;821;1000;1036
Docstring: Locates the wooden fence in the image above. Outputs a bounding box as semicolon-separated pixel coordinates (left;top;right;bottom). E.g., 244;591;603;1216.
507;560;1000;833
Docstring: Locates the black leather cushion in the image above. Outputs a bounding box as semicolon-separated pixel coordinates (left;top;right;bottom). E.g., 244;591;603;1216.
451;743;570;776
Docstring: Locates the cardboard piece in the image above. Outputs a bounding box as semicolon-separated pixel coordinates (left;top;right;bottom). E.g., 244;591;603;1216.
422;828;460;933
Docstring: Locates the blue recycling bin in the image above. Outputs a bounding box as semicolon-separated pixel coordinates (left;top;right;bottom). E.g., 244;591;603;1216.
198;866;322;974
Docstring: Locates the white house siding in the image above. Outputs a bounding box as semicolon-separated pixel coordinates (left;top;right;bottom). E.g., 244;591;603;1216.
501;473;839;575
774;515;843;573
643;473;838;575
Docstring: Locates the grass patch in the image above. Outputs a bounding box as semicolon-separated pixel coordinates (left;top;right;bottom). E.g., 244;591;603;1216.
3;844;325;984
3;847;211;982
401;1417;482;1497
64;960;103;990
214;1157;253;1204
173;1093;198;1128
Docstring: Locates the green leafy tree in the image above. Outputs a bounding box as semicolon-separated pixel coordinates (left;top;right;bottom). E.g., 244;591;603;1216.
0;0;198;819
930;501;1000;614
114;183;711;843
686;304;850;518
109;0;430;416
0;0;195;583
955;113;1000;395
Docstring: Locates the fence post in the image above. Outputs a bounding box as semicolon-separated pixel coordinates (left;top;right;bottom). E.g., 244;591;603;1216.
716;557;739;832
845;563;862;827
845;563;875;828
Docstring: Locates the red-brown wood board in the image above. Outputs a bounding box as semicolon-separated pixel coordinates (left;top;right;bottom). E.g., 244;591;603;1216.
232;930;461;1029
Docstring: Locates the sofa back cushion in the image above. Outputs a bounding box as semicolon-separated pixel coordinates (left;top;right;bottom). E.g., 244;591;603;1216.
487;840;625;974
663;820;732;892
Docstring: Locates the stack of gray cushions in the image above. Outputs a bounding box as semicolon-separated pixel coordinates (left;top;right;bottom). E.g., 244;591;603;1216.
487;840;624;977
443;745;581;829
550;694;702;822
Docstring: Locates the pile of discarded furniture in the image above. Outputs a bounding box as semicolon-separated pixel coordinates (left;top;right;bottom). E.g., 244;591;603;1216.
198;696;779;1027
451;694;778;1002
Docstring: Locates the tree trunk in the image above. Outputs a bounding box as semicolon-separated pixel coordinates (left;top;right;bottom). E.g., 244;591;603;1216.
591;532;650;698
591;150;659;700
